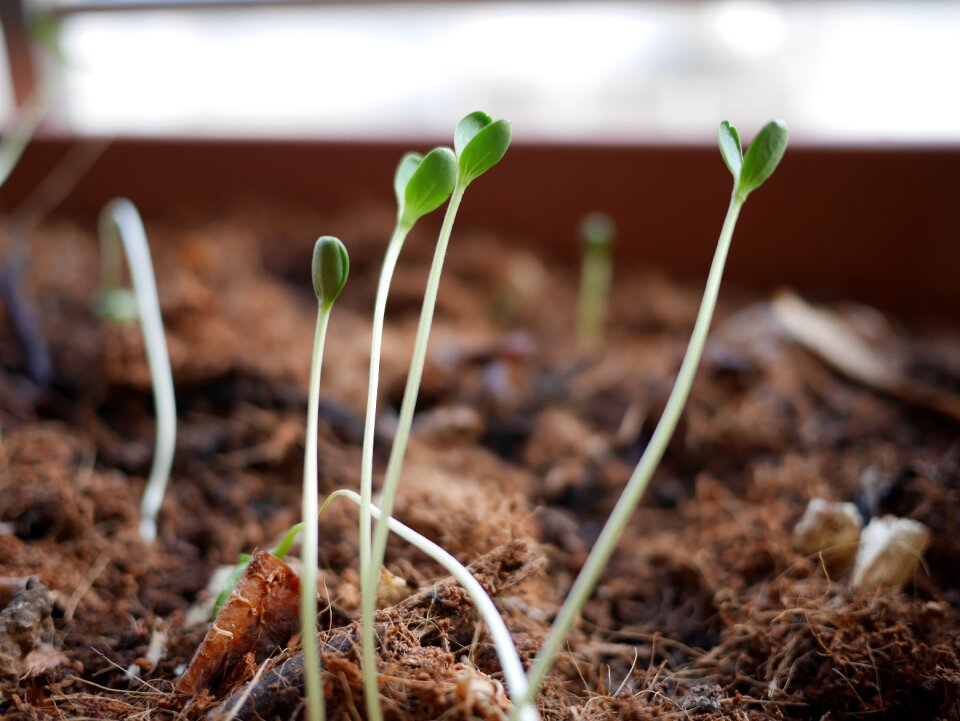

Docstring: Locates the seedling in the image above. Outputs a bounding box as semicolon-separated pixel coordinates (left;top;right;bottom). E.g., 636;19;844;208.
362;112;510;721
301;236;349;721
358;148;457;721
576;212;616;346
518;120;789;704
98;199;176;544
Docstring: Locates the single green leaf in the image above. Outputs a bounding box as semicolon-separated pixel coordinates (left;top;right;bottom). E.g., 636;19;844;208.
737;119;789;201
458;119;512;185
580;212;616;248
394;152;423;208
455;111;493;157
400;146;457;228
211;554;252;620
717;121;743;180
311;236;349;309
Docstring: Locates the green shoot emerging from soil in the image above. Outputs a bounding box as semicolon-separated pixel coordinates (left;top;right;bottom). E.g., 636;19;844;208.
519;119;789;705
576;212;616;346
98;199;176;544
361;112;511;721
302;236;349;721
358;148;457;721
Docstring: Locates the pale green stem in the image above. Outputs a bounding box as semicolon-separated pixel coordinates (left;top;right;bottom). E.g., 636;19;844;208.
576;243;612;346
360;224;408;721
324;490;539;721
367;183;466;610
99;199;176;544
302;306;332;721
520;196;744;704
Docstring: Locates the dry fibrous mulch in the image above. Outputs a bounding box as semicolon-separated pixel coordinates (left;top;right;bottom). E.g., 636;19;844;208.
2;206;960;720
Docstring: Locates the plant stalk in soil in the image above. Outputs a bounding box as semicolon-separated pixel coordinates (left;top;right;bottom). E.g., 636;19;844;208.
520;119;789;704
362;112;511;721
97;198;177;544
576;212;616;347
359;149;457;721
302;236;349;721
326;489;537;721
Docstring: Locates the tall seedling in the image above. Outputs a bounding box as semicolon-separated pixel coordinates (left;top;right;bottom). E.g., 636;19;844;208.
361;112;511;721
358;149;457;721
98;199;176;543
519;120;789;705
301;236;349;721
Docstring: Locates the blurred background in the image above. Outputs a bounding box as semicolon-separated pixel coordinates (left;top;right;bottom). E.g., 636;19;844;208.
3;0;959;144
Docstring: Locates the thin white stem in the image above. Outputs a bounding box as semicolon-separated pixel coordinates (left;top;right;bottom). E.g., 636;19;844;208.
368;183;466;607
324;489;538;721
303;307;332;721
99;199;177;544
521;196;744;703
359;224;408;721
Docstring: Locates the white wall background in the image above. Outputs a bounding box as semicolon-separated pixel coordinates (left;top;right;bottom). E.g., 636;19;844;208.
5;1;960;143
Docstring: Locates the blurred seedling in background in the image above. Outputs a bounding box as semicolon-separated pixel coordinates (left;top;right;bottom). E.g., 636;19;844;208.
576;212;616;347
97;199;176;544
301;236;349;721
519;119;789;705
362;111;512;721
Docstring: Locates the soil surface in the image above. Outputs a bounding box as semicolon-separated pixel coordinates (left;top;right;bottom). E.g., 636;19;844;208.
1;204;959;721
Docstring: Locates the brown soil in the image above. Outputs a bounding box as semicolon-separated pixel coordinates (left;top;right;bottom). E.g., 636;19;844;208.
1;204;959;720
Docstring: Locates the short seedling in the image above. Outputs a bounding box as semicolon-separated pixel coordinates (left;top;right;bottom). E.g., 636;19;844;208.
358;148;457;721
301;236;349;721
518;119;789;705
98;199;176;544
576;212;616;346
362;112;511;721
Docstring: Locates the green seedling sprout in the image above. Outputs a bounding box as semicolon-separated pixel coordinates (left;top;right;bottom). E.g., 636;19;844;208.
518;120;789;706
98;199;176;544
302;236;349;721
211;522;305;619
576;212;616;346
358;148;457;721
361;111;510;721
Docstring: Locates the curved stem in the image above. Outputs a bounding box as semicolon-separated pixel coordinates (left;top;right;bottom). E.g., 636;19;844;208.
521;196;744;703
360;225;408;721
302;307;332;721
367;183;466;608
325;490;538;721
99;199;177;544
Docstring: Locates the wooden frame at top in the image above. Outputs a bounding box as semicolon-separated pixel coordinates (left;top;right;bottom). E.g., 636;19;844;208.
2;135;959;318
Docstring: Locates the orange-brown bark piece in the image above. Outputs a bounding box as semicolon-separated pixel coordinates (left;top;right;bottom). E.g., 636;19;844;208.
175;551;300;696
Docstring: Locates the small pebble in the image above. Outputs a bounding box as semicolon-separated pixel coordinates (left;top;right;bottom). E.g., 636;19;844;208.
793;498;863;574
852;515;931;590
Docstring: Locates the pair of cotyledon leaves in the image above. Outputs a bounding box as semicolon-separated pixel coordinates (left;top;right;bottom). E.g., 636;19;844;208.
312;117;781;307
310;112;511;308
395;111;512;230
719;119;789;203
